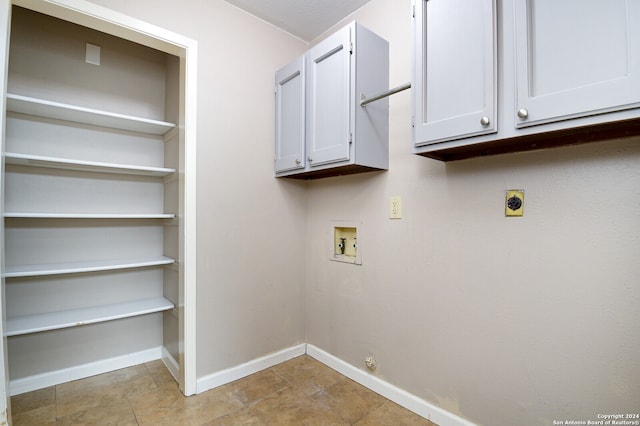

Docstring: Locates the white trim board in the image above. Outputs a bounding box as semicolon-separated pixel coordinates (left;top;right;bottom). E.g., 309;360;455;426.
195;344;306;394
306;344;477;426
195;343;476;426
9;346;165;396
161;346;180;382
9;341;477;424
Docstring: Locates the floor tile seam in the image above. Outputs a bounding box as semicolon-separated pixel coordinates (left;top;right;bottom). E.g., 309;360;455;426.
349;403;380;425
123;379;146;426
242;381;292;409
54;384;60;422
244;383;311;417
269;366;328;397
207;399;251;423
320;383;388;424
212;403;264;424
269;367;313;391
142;362;163;389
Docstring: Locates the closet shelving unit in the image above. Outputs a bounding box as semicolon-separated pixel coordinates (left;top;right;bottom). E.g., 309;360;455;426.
3;92;177;339
0;0;197;402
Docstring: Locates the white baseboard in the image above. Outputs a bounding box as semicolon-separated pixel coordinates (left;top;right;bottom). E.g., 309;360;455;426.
10;346;163;396
306;344;477;426
10;341;475;426
195;343;306;394
161;346;180;381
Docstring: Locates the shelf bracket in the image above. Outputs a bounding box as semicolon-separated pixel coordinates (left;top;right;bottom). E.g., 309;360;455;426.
360;82;412;107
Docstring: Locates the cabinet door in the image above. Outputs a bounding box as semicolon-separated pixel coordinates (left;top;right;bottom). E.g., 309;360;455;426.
275;56;305;173
413;0;496;146
306;26;351;167
514;0;640;128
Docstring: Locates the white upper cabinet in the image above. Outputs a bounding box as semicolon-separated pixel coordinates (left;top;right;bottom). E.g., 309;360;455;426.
513;0;640;128
413;0;496;146
413;0;640;160
275;22;389;179
275;56;305;173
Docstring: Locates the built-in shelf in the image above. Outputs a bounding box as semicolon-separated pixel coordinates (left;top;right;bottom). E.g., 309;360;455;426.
6;93;176;135
4;213;176;219
4;153;176;177
4;256;175;278
5;297;175;337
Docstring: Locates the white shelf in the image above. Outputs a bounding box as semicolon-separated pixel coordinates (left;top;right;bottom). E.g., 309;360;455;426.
5;297;174;337
6;94;176;135
4;256;175;278
4;213;176;219
4;152;176;177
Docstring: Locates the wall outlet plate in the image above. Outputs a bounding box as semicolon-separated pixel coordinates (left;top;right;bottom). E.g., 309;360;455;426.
505;190;524;216
389;196;402;219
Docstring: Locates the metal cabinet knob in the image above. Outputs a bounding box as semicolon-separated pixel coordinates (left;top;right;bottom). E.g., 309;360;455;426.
295;159;301;165
480;116;490;126
307;157;313;162
517;108;529;119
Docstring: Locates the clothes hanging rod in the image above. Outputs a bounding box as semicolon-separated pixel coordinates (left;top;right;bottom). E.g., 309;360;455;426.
360;82;412;107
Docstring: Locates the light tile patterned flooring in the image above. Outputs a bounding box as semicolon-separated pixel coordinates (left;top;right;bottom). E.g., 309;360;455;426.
11;355;436;425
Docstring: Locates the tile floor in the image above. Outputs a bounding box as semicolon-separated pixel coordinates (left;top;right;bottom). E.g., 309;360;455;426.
11;355;437;425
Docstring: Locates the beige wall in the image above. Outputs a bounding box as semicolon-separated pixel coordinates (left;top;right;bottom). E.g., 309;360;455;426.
305;1;640;425
86;0;309;376
85;1;640;425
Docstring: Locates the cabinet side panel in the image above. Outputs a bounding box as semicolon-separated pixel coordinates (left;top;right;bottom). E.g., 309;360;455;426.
163;126;180;368
0;0;10;420
354;24;388;170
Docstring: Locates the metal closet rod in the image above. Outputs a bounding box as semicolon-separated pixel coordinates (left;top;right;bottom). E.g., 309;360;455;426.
360;82;412;106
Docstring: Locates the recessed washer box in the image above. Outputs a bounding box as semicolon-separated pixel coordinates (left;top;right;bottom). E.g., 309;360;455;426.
330;221;362;265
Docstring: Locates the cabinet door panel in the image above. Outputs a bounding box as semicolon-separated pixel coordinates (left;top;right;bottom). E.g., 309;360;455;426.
514;0;640;127
307;28;351;166
275;57;305;173
413;0;496;146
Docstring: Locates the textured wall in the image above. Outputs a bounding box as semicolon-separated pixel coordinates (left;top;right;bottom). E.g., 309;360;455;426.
304;1;640;425
86;0;309;377
83;0;640;424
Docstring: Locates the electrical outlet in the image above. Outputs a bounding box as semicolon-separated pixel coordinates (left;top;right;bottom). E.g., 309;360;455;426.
505;190;524;216
365;355;377;370
389;196;402;219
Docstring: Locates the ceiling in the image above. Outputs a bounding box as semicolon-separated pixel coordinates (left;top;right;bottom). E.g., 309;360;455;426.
224;0;374;42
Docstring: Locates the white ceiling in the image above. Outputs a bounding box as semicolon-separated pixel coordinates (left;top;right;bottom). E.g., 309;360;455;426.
224;0;374;42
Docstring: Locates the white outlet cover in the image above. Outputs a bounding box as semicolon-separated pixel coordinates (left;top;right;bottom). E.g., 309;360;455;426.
85;43;101;65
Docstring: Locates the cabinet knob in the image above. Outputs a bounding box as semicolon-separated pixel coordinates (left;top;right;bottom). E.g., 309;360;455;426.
307;157;313;162
295;159;301;165
480;116;490;126
517;108;529;119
